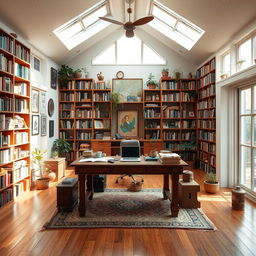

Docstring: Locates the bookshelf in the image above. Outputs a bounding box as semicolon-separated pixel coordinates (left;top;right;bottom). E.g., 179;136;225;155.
59;79;111;161
196;57;216;173
0;28;31;208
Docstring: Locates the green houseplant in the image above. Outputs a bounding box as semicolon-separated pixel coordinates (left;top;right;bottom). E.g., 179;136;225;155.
53;138;71;158
73;68;82;78
146;73;158;89
58;65;74;87
204;172;219;194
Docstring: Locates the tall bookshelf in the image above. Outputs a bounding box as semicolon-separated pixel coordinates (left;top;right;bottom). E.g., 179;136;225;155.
196;57;216;173
0;28;31;208
59;79;111;161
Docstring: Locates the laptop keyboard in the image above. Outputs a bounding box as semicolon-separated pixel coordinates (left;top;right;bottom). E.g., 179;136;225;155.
120;157;141;162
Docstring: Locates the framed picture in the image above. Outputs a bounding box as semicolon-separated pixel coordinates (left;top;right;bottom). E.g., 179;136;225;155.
117;110;138;138
40;91;46;115
32;115;39;135
113;79;143;102
94;120;104;128
49;120;54;138
189;112;195;117
41;116;47;136
51;67;57;90
31;89;39;113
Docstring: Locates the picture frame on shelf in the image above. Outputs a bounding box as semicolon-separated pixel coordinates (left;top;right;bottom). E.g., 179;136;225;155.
31;88;39;113
94;120;104;129
189;112;195;117
41;115;47;136
40;91;47;115
49;120;54;137
32;115;39;135
50;67;57;90
117;110;138;138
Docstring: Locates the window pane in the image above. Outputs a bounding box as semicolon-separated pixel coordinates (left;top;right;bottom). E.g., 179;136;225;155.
253;149;256;192
238;38;252;71
58;22;83;41
152;5;177;27
240;146;251;189
241;116;251;145
82;6;107;28
117;36;141;64
176;22;201;41
143;44;166;64
253;36;256;64
92;44;115;64
222;52;230;76
240;88;251;114
254;117;256;146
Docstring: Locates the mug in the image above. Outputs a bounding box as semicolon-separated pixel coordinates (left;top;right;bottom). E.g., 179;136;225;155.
96;151;103;158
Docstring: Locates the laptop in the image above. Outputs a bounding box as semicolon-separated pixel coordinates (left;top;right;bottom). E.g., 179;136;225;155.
120;140;141;162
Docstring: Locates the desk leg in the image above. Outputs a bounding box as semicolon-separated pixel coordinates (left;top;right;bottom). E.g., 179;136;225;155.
87;175;94;200
171;172;179;217
163;174;169;199
78;173;86;217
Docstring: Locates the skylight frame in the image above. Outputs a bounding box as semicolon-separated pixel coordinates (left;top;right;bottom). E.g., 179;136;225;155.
149;0;205;50
53;0;110;50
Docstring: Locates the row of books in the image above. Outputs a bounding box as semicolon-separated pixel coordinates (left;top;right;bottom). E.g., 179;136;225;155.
144;94;160;101
0;169;12;189
199;141;216;153
0;76;12;92
77;92;91;101
93;92;110;101
0;148;12;164
0;97;12;111
0;54;13;73
144;109;161;118
60;103;74;110
14;63;30;80
163;131;180;140
145;130;160;139
76;120;92;129
15;44;30;63
60;120;74;129
94;109;110;118
198;160;216;173
60;131;74;140
14;179;29;198
14;82;27;96
161;81;179;90
180;152;196;161
94;82;109;89
0;115;27;130
145;121;160;128
181;131;196;140
14;98;29;113
198;86;215;99
76;109;92;118
162;92;180;102
163;120;180;128
13;148;29;160
0;33;14;54
198;120;216;129
75;80;93;90
198;72;215;88
60;92;75;101
0;189;12;207
196;58;215;78
13;161;29;183
180;92;196;102
76;131;91;140
199;131;216;141
0;133;10;147
15;131;28;145
197;109;215;118
60;110;75;118
180;81;196;90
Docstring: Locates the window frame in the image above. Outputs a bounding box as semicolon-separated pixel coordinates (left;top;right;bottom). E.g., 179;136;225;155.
221;50;231;78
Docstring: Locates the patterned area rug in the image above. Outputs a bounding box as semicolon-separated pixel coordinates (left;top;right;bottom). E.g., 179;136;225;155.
45;189;216;230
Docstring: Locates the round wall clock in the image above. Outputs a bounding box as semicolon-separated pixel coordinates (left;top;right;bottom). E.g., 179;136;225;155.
48;98;54;117
116;71;124;79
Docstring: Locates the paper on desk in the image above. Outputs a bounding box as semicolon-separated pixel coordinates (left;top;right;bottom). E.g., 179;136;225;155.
79;157;114;162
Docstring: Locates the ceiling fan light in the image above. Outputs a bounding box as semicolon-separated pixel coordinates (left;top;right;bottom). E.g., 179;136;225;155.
126;29;134;38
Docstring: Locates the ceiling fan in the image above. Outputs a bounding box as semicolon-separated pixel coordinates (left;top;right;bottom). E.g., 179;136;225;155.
99;0;154;38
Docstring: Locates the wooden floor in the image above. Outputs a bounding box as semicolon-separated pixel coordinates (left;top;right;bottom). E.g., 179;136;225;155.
0;169;256;256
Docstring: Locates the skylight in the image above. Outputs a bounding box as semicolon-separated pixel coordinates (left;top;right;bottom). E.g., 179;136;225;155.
53;0;110;50
149;0;205;50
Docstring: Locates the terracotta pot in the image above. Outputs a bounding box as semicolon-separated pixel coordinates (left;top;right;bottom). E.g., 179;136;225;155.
204;181;219;194
148;84;156;89
73;72;82;78
162;71;169;77
36;177;50;190
97;72;104;81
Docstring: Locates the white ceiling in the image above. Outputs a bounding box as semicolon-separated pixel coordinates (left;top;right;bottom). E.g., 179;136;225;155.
0;0;256;65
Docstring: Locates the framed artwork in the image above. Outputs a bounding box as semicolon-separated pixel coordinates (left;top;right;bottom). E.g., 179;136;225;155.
117;110;138;138
189;112;195;117
49;120;54;138
31;89;39;113
32;115;39;135
94;120;104;128
40;91;46;115
41;116;47;136
48;98;54;117
50;67;57;90
113;79;143;102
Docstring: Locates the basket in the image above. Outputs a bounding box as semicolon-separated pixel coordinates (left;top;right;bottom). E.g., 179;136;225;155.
128;181;143;192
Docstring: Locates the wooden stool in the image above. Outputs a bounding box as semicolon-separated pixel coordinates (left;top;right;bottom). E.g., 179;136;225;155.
178;179;200;208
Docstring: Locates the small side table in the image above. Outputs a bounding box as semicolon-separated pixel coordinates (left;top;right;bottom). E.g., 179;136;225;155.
44;158;66;181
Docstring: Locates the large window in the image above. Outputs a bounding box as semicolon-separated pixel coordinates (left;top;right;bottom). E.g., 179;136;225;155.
53;0;110;50
239;86;256;194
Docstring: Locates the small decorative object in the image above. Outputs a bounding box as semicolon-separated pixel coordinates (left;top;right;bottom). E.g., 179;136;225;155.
115;133;121;139
149;149;158;157
41;116;47;136
32;115;39;135
73;69;82;78
49;120;54;138
52;150;58;159
50;67;58;89
97;72;104;81
204;172;219;194
116;71;124;79
82;67;89;78
220;73;228;80
10;32;17;38
146;73;158;89
162;68;169;77
31;88;39;113
129;181;143;192
183;170;193;182
117;110;138;138
188;112;195;117
173;69;182;80
48;98;54;117
36;177;50;190
43;168;56;182
188;72;193;79
232;186;245;210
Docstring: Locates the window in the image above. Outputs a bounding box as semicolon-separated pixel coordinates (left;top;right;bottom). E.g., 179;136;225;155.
92;35;166;65
53;0;110;50
239;86;256;194
221;52;230;77
149;0;204;50
237;38;252;71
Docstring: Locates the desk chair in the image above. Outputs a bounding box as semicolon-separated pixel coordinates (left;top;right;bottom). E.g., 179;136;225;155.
116;140;144;184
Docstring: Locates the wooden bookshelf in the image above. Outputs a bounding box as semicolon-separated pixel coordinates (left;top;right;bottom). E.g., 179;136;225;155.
196;57;216;173
0;28;31;208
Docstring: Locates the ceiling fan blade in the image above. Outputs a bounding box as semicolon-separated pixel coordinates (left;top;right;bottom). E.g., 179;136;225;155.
126;29;134;38
133;16;154;26
99;17;124;25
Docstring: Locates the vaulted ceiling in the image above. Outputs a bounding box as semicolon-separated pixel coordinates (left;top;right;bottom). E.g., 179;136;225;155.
0;0;256;65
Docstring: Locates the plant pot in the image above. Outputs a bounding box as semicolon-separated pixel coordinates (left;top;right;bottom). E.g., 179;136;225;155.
162;71;169;77
204;181;219;194
174;72;181;80
36;177;50;190
148;84;156;89
73;72;82;78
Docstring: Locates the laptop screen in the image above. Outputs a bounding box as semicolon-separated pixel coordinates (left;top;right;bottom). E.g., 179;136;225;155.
121;147;140;157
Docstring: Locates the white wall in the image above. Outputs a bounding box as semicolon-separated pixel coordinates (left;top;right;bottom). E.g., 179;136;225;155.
65;28;197;86
0;22;59;159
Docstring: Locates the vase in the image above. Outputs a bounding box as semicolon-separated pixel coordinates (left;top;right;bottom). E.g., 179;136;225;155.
97;72;104;81
73;72;82;78
162;71;169;77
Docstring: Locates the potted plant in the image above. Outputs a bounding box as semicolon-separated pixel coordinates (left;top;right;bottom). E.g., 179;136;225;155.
204;172;219;194
146;73;158;89
53;138;71;158
173;69;182;80
58;65;74;87
32;148;50;190
188;72;193;79
110;92;121;111
73;68;82;78
162;68;169;77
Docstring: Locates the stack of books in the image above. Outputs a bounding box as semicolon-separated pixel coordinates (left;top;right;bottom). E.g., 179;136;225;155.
158;152;181;164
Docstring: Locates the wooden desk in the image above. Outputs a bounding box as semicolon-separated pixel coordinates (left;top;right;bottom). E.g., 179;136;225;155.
70;158;188;217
